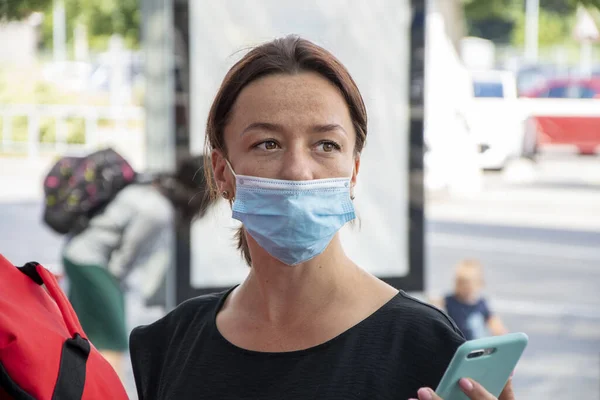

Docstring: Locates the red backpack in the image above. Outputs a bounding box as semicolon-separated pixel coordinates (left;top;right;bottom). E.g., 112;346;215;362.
0;255;129;399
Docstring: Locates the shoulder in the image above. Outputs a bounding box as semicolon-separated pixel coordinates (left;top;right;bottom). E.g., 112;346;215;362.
117;184;173;221
477;297;492;312
129;290;228;398
477;297;489;307
119;184;168;205
382;291;466;389
130;290;224;348
444;294;455;303
388;291;464;340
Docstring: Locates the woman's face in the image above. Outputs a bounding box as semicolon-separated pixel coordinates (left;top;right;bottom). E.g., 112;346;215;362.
212;72;360;193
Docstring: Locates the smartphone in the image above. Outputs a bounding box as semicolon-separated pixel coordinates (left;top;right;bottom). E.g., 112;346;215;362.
435;332;529;400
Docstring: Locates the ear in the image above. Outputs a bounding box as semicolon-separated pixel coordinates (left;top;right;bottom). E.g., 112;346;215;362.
211;149;233;195
351;153;361;188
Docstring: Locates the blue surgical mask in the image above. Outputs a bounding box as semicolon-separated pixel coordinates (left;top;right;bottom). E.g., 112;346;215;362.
227;162;356;265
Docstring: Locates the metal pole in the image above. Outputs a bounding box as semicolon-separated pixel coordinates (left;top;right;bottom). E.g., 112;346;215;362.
525;0;539;63
142;0;176;310
52;0;67;62
143;0;175;175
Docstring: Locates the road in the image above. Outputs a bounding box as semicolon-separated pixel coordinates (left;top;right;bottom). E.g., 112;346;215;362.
427;221;600;399
1;153;599;398
427;153;600;399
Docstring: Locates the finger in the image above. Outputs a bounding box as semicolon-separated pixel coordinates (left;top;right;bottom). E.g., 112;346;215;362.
413;387;443;400
459;378;497;399
498;379;516;400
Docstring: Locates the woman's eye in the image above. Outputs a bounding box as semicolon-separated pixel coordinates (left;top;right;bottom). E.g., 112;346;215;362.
317;141;341;153
256;140;279;150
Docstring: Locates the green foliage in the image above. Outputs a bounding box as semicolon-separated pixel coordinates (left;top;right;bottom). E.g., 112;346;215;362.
38;118;86;145
463;0;600;18
463;0;520;44
462;0;522;21
542;0;600;13
10;117;29;143
40;117;56;143
463;0;600;46
571;0;600;9
64;0;140;50
66;118;86;144
0;67;107;145
0;0;49;21
5;0;140;51
511;8;577;46
2;115;86;145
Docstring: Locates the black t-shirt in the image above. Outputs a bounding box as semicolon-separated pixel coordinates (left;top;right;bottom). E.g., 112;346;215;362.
130;288;465;400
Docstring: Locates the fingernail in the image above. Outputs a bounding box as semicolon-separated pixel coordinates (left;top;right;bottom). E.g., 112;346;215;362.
417;388;433;400
510;369;515;378
459;378;474;392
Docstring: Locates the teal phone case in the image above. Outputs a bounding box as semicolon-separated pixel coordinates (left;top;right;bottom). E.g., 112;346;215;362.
435;332;529;400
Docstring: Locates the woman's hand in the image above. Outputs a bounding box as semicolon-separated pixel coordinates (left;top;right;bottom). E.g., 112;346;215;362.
410;378;515;400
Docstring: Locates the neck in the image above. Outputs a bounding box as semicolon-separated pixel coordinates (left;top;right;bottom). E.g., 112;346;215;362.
236;234;359;326
456;293;478;304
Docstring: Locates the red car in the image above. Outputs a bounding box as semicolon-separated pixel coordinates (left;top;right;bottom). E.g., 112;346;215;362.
521;78;600;155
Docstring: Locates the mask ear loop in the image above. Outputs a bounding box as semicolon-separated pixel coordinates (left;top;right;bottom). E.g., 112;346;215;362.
223;160;237;204
348;163;360;228
350;164;357;200
225;160;237;177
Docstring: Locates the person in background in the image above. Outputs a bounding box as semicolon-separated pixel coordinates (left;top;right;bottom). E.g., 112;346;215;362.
432;259;508;341
62;155;212;380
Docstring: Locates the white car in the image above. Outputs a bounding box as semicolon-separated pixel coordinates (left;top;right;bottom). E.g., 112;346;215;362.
467;70;528;170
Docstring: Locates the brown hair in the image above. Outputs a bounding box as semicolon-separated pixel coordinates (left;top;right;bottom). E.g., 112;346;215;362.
204;35;368;266
155;155;213;219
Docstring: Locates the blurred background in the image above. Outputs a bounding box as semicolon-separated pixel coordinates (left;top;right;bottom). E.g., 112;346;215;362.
1;0;599;398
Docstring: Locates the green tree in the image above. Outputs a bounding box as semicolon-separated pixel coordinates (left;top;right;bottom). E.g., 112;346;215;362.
463;0;600;17
511;9;575;46
64;0;140;49
2;0;140;50
463;0;600;45
0;0;50;20
463;0;522;44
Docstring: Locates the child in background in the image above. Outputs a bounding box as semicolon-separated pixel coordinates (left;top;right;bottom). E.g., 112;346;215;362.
432;259;508;340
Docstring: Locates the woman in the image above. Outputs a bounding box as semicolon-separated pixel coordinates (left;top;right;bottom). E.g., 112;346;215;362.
130;36;515;400
63;155;211;380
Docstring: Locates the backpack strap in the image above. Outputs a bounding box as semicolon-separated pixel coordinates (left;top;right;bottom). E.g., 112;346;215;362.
52;334;90;400
18;262;85;338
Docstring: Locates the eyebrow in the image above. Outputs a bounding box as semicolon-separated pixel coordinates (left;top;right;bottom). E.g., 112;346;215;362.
241;122;347;136
312;123;347;135
241;122;284;136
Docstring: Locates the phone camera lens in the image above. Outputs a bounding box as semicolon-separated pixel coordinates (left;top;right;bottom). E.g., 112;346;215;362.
467;350;485;359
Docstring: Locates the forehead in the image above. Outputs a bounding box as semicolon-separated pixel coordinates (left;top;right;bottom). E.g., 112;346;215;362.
228;72;353;130
456;267;482;281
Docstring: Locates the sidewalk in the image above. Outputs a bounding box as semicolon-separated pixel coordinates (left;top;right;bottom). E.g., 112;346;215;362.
427;185;600;232
427;156;600;233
